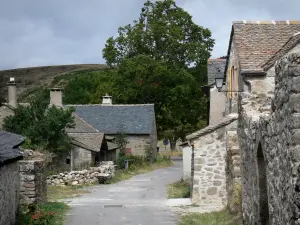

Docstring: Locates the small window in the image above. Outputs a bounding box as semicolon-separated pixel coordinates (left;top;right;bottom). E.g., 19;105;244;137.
66;158;70;164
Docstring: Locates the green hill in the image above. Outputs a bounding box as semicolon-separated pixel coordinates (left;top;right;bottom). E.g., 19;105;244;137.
0;64;107;102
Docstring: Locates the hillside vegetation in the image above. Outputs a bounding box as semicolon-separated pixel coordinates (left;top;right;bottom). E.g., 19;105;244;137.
0;64;107;101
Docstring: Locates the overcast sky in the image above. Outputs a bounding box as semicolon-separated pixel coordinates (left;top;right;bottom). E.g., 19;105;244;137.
0;0;299;70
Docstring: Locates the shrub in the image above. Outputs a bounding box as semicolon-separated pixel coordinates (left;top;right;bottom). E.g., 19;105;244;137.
18;202;68;225
144;144;153;163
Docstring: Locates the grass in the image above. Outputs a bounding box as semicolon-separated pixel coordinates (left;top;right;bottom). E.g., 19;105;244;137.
179;210;240;225
168;179;191;198
106;159;172;184
47;185;91;201
19;202;70;225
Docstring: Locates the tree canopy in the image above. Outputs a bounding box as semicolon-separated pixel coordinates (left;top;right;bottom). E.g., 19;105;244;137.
3;89;75;153
101;0;214;149
103;0;214;68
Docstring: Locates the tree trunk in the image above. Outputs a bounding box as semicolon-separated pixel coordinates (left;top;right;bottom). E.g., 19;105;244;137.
170;139;177;151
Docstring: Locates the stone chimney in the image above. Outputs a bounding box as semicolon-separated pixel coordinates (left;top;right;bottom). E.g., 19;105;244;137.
49;88;63;107
102;94;112;105
7;77;17;108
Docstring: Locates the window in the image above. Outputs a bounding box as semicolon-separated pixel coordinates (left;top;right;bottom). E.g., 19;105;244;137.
66;158;70;164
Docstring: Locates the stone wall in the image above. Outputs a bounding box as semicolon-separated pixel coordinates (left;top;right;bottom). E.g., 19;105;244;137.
238;53;300;224
225;120;241;213
72;146;92;171
111;134;152;156
0;162;20;225
189;116;237;210
19;160;47;205
47;161;115;186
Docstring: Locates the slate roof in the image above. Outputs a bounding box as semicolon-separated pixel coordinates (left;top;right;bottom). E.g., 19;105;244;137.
0;130;25;166
225;21;300;75
69;132;104;152
66;113;99;133
207;59;226;85
186;114;238;140
66;104;155;134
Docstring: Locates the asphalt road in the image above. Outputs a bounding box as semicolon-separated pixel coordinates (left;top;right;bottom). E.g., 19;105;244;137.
66;159;183;225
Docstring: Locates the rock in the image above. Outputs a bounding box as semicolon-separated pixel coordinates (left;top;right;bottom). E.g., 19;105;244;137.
72;181;79;185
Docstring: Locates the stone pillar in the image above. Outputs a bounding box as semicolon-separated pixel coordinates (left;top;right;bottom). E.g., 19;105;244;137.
19;160;47;205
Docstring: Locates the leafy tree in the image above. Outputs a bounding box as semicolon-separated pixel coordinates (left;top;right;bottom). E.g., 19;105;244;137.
102;0;214;149
3;89;75;153
62;69;118;104
115;132;129;169
103;0;214;68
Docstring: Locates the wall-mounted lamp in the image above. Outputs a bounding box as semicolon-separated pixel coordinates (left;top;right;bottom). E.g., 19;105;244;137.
215;69;243;92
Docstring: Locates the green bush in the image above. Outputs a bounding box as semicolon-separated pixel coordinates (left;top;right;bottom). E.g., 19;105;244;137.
18;202;69;225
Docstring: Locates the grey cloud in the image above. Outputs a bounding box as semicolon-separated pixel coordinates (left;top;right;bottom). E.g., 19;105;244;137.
0;0;299;69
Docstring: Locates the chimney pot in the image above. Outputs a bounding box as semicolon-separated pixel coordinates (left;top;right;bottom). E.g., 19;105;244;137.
102;94;112;105
49;88;63;107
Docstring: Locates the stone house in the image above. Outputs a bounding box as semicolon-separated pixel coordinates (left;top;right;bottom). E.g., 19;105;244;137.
65;94;158;159
186;20;300;224
225;21;300;224
0;130;25;225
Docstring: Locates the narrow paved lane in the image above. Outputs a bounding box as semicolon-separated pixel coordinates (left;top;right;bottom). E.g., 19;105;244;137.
66;159;183;225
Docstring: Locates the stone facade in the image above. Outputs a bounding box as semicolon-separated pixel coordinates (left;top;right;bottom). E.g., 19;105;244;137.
19;160;47;205
72;146;93;171
47;161;115;186
122;135;153;156
238;53;300;224
187;114;237;210
0;162;20;225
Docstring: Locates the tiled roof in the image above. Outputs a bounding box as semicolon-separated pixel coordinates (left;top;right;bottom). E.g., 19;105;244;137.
186;114;238;140
66;113;99;133
0;131;25;166
66;104;155;134
225;20;300;75
207;59;226;85
69;132;104;152
262;32;300;70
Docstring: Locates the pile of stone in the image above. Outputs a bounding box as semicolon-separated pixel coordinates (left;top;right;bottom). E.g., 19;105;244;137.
47;161;115;186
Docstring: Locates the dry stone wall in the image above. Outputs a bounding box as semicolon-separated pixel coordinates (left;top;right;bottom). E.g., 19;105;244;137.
225;121;241;213
238;53;300;225
47;161;115;186
19;160;47;205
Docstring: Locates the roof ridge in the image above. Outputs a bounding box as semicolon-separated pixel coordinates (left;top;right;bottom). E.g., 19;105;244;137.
233;20;300;25
208;58;227;62
72;113;100;132
186;113;238;140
